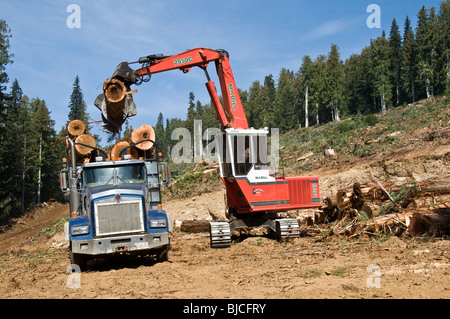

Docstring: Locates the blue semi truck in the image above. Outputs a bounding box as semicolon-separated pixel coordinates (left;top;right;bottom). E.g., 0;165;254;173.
60;137;171;270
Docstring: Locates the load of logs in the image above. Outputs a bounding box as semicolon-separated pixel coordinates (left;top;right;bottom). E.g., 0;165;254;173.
66;119;156;163
316;177;450;238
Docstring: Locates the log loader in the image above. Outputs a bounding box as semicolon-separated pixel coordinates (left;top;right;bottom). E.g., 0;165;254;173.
100;48;321;248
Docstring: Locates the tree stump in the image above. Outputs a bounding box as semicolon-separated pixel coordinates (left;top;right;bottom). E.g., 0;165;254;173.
408;208;450;237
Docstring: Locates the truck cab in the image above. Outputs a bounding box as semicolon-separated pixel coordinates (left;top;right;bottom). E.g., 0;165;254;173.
61;139;171;270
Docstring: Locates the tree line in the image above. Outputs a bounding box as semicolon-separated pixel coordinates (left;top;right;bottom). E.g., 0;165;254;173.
0;17;91;224
153;0;449;159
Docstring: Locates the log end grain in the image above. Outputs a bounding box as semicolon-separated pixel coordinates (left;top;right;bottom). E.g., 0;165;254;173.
74;134;97;156
67;119;85;137
110;140;138;161
131;124;155;150
103;78;126;103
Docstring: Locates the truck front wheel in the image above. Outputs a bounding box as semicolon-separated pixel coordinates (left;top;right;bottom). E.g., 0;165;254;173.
155;244;169;262
69;244;88;271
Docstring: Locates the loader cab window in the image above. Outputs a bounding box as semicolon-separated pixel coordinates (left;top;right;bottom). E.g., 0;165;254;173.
232;133;270;176
233;135;252;176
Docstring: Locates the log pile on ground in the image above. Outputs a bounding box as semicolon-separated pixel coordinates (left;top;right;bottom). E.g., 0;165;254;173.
312;177;450;239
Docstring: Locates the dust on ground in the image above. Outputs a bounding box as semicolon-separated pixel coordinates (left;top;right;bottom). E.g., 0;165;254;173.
0;142;449;299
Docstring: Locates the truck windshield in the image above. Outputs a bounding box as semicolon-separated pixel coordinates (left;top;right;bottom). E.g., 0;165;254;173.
116;165;145;184
84;167;116;186
84;164;145;186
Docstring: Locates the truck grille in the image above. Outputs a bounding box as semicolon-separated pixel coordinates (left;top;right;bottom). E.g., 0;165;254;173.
94;197;144;237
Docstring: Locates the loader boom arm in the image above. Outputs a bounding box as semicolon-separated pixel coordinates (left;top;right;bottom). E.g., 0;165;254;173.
130;48;248;129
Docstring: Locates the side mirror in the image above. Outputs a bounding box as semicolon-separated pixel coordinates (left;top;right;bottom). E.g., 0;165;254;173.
60;169;70;196
159;164;169;188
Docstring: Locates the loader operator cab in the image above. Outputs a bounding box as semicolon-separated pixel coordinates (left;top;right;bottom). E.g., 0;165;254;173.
218;128;274;182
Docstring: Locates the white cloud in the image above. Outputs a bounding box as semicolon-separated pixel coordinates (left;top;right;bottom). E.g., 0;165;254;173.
301;18;356;42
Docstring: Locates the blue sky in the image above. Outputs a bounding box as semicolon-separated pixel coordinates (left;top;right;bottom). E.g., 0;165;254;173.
0;0;443;145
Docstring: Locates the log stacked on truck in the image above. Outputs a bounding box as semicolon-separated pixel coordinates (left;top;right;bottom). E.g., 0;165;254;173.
67;119;86;138
66;120;98;164
110;140;139;161
66;120;158;163
131;124;155;151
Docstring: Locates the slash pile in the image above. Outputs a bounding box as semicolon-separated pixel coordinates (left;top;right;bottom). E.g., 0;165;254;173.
312;177;450;238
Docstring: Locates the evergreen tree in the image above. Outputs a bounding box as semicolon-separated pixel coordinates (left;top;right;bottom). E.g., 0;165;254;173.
0;20;13;139
261;74;276;127
67;75;90;128
325;44;344;120
154;112;166;158
401;16;417;103
389;18;403;106
0;81;30;220
439;0;450;95
274;68;296;132
344;53;372;115
185;92;197;135
416;6;435;98
297;55;313;128
245;80;263;128
29;98;58;204
310;55;328;124
370;35;393;112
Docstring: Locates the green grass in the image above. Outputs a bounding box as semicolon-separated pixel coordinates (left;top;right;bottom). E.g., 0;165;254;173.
279;96;449;171
330;267;348;277
297;267;323;279
33;216;69;241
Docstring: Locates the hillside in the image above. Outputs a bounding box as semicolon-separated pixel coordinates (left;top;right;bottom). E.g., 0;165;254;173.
164;96;449;202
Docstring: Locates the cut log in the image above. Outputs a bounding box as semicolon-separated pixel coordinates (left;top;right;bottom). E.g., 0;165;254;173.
131;124;155;150
67;120;85;137
344;211;415;236
74;134;97;156
408;208;450;237
297;151;313;161
104;78;126;104
412;195;450;208
103;78;127;127
336;190;353;210
110;140;138;161
180;220;210;233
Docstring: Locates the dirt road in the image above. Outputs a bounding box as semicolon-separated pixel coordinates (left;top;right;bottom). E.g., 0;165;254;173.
0;201;449;300
0;144;449;300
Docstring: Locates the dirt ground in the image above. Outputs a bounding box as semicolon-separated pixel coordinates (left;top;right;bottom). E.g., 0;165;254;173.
0;144;449;300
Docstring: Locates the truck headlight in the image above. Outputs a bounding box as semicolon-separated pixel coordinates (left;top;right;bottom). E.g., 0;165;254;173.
71;225;90;236
150;220;167;228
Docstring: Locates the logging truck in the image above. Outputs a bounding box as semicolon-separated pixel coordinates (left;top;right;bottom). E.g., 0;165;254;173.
60;135;171;270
